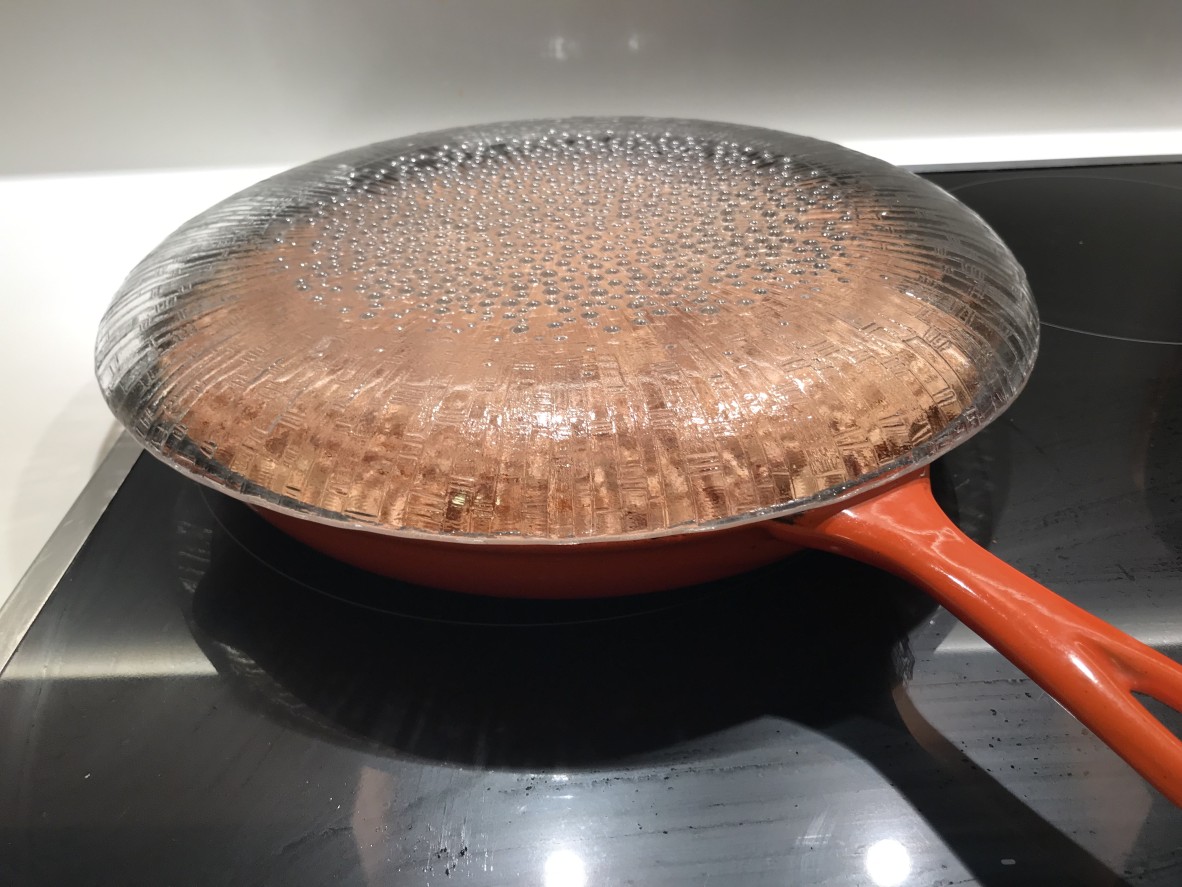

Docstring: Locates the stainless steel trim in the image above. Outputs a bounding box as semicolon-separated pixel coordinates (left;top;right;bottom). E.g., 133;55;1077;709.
906;153;1182;173
0;432;141;675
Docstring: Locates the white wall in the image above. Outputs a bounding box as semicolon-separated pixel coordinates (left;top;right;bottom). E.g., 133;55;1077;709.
3;0;1181;174
2;0;1180;601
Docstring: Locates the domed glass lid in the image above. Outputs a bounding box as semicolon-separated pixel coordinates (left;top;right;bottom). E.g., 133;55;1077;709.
96;118;1037;543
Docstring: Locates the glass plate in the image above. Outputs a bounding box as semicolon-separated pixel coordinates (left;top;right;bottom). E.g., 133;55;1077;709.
95;118;1037;543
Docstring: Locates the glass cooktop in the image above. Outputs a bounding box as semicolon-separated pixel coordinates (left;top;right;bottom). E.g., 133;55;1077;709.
1;161;1181;887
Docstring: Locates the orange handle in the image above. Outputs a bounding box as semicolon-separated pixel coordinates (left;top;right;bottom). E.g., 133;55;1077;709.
767;469;1182;806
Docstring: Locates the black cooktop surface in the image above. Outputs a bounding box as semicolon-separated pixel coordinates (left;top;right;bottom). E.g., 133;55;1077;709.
2;163;1182;887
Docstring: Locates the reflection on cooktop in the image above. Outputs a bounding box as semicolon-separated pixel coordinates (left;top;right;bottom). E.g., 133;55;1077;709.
188;487;932;768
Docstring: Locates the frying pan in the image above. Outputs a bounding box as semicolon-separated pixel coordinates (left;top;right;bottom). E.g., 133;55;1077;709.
95;118;1182;805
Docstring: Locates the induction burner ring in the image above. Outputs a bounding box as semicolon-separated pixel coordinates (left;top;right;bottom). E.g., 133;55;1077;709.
947;173;1182;345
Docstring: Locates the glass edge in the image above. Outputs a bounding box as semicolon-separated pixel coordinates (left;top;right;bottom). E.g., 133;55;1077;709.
0;435;142;676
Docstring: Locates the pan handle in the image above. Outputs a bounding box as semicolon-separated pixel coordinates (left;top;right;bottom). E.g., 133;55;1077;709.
767;468;1182;807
